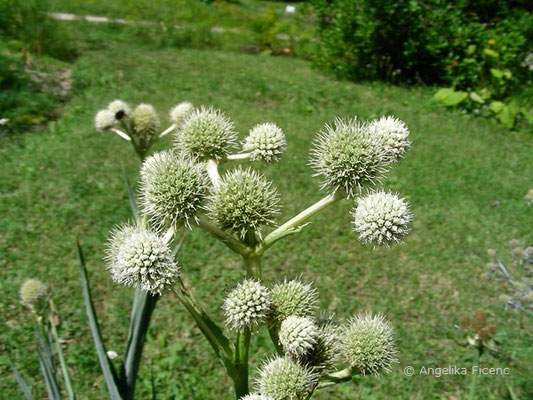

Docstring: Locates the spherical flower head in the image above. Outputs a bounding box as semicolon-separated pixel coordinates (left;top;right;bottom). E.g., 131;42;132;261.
367;116;410;162
279;316;319;358
270;279;319;323
169;102;194;125
19;279;47;306
208;167;281;239
140;150;210;228
95;109;116;131
258;357;317;400
222;279;271;330
302;316;341;372
132;103;160;139
243;123;287;162
107;99;130;121
175;106;237;160
352;190;412;246
342;313;397;375
105;224;179;295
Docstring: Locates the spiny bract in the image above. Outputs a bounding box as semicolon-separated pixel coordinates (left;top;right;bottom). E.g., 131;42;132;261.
222;279;271;330
243;123;287;162
310;118;388;197
19;279;47;306
257;357;317;400
140;150;211;228
367;116;410;162
132;103;160;139
270;279;319;322
169;102;194;125
208;167;280;239
175;106;237;160
105;224;179;295
95;109;116;131
342;313;397;375
352;190;412;246
279;316;319;358
107;99;130;120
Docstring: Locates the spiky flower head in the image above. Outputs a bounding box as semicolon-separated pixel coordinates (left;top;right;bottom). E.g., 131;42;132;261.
342;313;397;375
175;106;237;160
209;167;280;239
19;279;47;306
222;279;271;330
279;316;319;358
301;316;341;372
258;357;317;400
270;279;319;323
107;99;130;121
132;103;160;138
95;109;116;131
367;116;410;162
352;190;412;246
170;102;194;125
240;395;273;400
243;123;287;162
105;224;179;295
140;150;210;228
310;118;388;197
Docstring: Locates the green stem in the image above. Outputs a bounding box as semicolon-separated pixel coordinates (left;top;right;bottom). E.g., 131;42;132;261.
49;315;76;400
234;329;251;398
256;192;343;255
196;215;252;256
317;367;354;389
268;326;283;355
206;159;221;188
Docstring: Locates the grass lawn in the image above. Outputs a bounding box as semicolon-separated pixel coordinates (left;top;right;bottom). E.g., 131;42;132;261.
1;36;532;399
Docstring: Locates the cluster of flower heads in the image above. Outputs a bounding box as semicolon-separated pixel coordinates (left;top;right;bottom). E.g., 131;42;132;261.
222;278;397;400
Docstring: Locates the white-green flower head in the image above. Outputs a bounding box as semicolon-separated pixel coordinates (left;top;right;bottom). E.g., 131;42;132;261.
132;103;160;139
223;279;271;331
175;106;237;160
169;102;194;125
240;395;274;400
279;316;319;358
367;116;410;162
342;313;398;375
95;109;116;131
258;357;317;400
352;190;412;246
270;279;319;323
140;150;210;228
302;316;341;372
107;99;130;121
209;167;281;239
105;224;179;295
19;279;47;306
243;123;287;162
310;118;388;197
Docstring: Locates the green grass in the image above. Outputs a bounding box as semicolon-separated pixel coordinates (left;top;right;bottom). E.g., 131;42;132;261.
1;39;532;399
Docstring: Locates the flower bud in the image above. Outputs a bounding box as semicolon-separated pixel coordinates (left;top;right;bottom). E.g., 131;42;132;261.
342;313;397;375
105;224;179;295
169;102;194;125
19;279;47;306
95;109;116;131
243;123;286;162
257;357;317;400
279;316;319;358
132;103;160;140
486;248;497;258
270;279;319;323
367;116;410;162
175;106;237;160
352;191;412;246
222;279;271;331
140;151;210;228
509;239;520;249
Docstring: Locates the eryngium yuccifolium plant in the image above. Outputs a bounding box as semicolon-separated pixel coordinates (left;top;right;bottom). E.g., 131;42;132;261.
243;123;287;162
258;357;317;400
105;224;179;295
270;279;319;323
175;106;237;160
367;116;410;162
223;279;271;330
279;316;319;358
95;109;116;131
209;167;281;239
342;313;397;375
310;118;388;197
170;102;194;125
132;103;160;140
19;279;47;307
107;99;130;121
140;150;210;228
352;191;412;246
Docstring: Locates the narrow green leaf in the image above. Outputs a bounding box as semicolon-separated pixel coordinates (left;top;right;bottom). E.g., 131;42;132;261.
49;317;76;400
35;324;62;398
38;349;61;400
77;242;123;399
8;355;35;400
122;165;139;224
